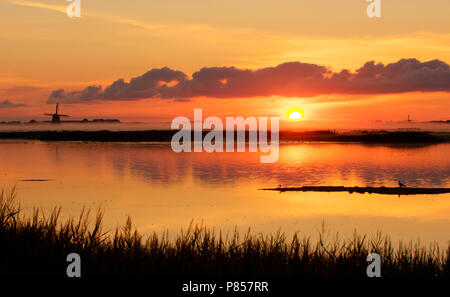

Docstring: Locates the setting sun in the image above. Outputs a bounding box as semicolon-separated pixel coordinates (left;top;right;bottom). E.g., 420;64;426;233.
288;110;304;121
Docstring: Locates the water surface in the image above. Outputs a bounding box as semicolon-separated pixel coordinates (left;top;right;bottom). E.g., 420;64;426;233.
1;141;449;245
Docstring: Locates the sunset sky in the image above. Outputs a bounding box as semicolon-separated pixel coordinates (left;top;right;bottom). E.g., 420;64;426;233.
0;0;449;124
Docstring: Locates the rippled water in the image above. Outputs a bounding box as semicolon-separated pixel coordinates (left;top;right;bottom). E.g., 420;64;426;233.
1;141;449;245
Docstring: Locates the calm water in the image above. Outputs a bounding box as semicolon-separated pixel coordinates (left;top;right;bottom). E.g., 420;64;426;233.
1;141;449;246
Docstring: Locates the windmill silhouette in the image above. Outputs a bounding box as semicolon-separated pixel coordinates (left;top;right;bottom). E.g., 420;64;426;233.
45;103;68;123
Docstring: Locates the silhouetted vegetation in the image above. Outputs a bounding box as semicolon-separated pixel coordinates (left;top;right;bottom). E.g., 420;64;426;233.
0;188;448;278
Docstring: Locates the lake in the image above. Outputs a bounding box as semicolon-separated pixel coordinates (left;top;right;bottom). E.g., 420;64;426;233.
1;141;449;246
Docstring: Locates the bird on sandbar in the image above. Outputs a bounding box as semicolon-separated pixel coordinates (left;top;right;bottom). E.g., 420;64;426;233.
398;180;406;188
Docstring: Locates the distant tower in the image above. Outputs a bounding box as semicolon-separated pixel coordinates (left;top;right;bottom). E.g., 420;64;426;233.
44;103;69;123
407;115;412;122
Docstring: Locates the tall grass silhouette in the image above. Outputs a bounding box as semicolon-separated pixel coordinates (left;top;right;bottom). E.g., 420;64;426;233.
0;187;448;278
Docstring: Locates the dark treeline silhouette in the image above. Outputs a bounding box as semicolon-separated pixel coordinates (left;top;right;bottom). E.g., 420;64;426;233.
0;130;447;143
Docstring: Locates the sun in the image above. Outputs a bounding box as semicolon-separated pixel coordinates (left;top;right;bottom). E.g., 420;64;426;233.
287;110;304;121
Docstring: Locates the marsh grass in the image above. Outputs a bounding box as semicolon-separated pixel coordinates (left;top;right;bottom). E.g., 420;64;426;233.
0;187;448;278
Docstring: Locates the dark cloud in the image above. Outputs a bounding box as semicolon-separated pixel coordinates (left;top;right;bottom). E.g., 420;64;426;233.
0;100;29;108
48;86;102;104
47;59;450;104
47;67;187;104
172;98;191;102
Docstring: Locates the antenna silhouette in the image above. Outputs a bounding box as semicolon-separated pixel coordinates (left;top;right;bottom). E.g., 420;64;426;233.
44;103;69;123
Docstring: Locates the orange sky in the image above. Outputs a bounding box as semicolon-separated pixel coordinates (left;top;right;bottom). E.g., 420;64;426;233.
0;0;449;124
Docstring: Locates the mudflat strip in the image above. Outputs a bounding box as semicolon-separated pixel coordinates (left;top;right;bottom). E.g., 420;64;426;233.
261;186;450;195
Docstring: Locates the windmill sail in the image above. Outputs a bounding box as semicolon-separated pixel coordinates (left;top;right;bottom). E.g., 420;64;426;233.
45;103;69;123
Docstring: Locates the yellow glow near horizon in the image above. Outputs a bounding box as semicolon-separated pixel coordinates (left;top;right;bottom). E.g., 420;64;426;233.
287;110;304;121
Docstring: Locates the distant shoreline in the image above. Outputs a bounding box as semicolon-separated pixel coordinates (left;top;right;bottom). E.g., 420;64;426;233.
0;130;448;143
0;119;120;125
